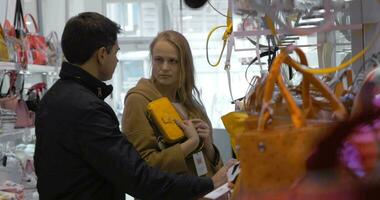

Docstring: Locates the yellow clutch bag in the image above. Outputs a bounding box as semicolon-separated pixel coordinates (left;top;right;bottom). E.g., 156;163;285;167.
147;97;185;144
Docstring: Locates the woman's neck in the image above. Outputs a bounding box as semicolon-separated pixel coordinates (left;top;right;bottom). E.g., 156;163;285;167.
153;82;177;102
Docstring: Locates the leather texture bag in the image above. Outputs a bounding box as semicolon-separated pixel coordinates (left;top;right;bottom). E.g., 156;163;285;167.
14;75;35;128
4;0;29;69
24;13;48;65
224;48;348;194
147;97;185;144
14;99;35;128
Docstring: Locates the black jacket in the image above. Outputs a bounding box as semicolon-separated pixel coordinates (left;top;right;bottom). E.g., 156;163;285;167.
34;62;213;200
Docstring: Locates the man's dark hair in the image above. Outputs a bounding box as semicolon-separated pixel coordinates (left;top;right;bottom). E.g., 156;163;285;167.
61;12;121;65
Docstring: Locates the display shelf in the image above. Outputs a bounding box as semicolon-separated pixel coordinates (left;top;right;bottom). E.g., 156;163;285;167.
27;64;59;74
0;128;34;143
0;62;19;71
0;62;60;74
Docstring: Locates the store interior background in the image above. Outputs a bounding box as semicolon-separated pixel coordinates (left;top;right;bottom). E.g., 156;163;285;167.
2;0;380;183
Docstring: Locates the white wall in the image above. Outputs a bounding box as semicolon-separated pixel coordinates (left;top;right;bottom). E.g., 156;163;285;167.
1;0;16;24
39;0;104;39
39;0;66;36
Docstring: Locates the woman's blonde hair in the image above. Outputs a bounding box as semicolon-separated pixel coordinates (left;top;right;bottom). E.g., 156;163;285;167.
150;30;211;127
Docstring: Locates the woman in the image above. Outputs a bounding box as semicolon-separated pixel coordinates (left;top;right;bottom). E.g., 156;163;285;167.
122;30;223;177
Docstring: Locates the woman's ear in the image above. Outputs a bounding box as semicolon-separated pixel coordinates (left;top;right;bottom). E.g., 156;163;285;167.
96;47;107;65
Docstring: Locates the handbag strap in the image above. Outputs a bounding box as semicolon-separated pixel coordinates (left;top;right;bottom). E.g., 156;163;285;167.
258;51;306;131
28;82;46;97
46;31;59;43
0;71;18;96
286;48;348;120
14;0;26;32
24;13;39;33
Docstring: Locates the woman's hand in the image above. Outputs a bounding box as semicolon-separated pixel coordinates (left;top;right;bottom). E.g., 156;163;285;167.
176;120;200;156
191;119;216;162
191;119;213;146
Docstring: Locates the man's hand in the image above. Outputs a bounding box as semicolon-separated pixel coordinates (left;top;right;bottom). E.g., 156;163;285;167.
211;159;237;188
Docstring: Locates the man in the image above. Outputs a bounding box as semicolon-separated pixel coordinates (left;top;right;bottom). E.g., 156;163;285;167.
34;12;230;200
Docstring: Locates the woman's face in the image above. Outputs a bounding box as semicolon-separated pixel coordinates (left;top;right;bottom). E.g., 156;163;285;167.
151;40;180;88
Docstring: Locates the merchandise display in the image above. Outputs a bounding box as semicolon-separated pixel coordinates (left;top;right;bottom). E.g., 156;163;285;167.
207;0;380;199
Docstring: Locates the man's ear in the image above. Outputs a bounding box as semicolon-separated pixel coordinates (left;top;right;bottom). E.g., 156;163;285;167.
96;47;107;65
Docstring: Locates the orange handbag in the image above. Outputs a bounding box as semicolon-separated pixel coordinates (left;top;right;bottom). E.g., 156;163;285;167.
227;49;348;197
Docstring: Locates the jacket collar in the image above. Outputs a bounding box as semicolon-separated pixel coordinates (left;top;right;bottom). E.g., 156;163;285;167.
59;62;113;100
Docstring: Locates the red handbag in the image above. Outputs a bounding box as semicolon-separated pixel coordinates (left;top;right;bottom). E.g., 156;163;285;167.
24;13;48;65
3;0;29;69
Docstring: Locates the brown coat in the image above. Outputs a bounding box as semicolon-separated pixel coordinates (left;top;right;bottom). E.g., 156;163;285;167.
122;78;223;177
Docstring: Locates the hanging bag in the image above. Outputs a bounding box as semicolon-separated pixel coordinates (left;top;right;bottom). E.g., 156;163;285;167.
12;0;28;68
24;13;48;65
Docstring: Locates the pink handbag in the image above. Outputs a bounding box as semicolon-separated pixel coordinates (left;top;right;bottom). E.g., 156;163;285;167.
15;99;35;128
0;95;18;111
14;74;34;128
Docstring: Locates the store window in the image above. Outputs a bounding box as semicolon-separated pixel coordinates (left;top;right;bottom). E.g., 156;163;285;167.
106;0;160;37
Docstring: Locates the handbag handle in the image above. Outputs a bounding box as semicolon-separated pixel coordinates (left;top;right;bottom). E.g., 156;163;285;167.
286;48;348;120
3;20;16;37
24;13;40;33
258;51;306;131
0;71;18;96
28;82;46;97
13;0;26;33
46;31;59;43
